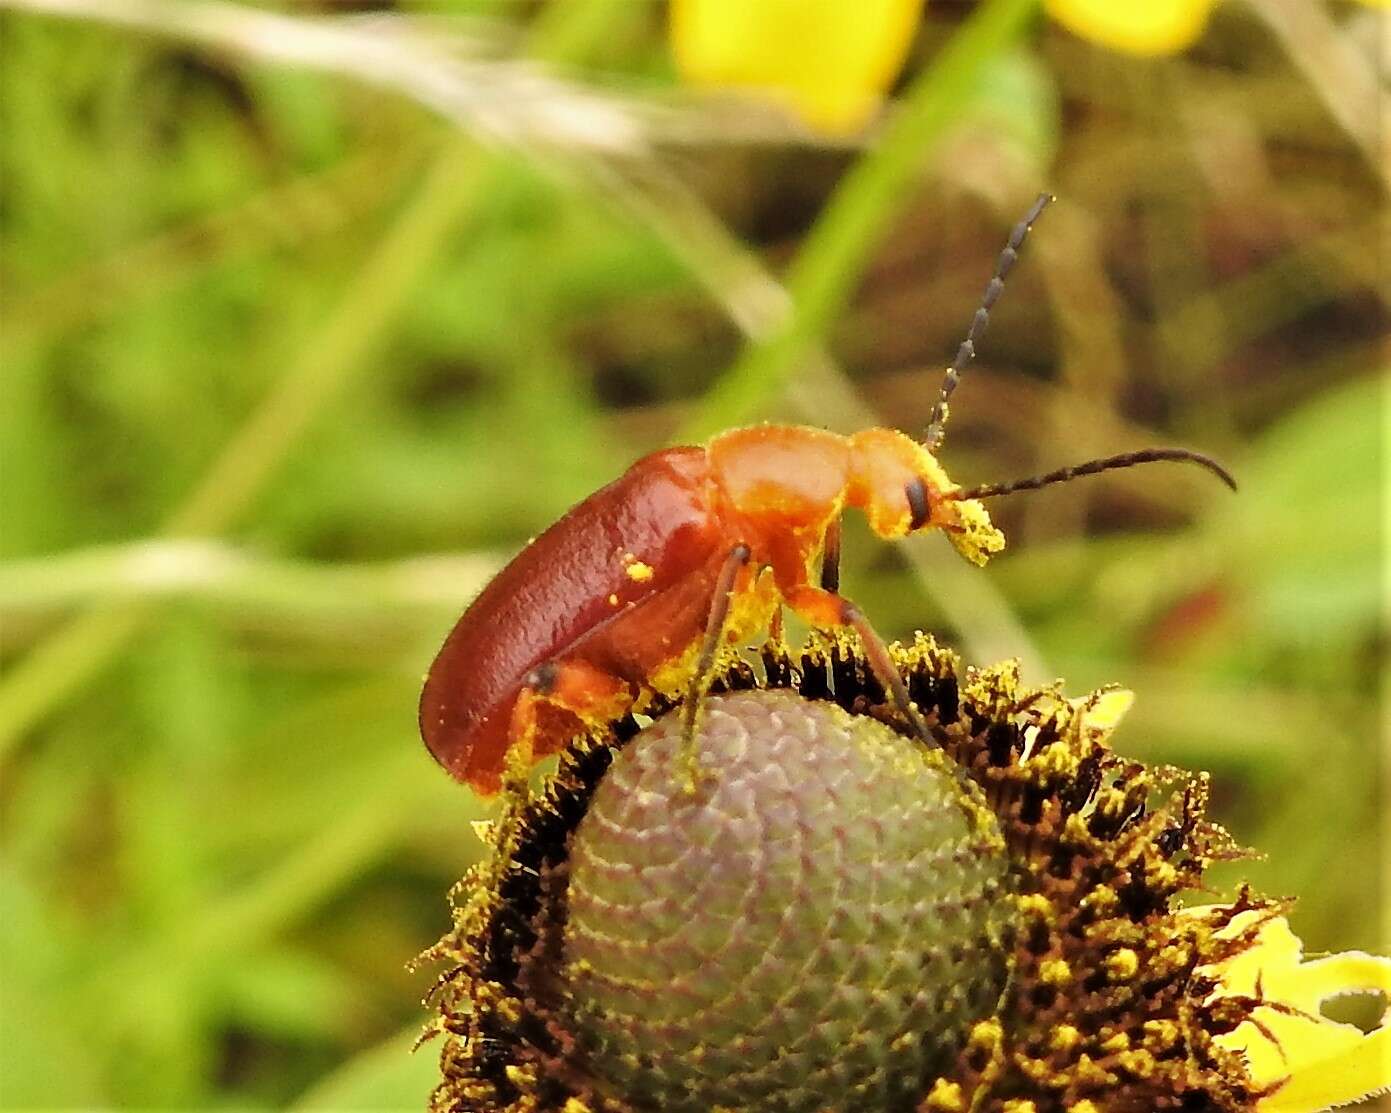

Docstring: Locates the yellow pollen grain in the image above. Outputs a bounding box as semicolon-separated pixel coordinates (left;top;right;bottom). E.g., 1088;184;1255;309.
1118;1048;1157;1077
1084;885;1119;913
1033;745;1077;777
1018;893;1053;920
1143;1019;1179;1050
626;560;654;582
1040;958;1073;986
1063;813;1092;841
607;593;619;606
1013;1058;1051;1087
925;1078;965;1111
469;819;495;845
1106;947;1140;980
1075;1054;1116;1087
1050;1024;1081;1052
504;1064;534;1088
1100;1031;1130;1053
1002;1102;1037;1113
969;1017;1004;1050
562;1101;592;1113
1068;1103;1100;1113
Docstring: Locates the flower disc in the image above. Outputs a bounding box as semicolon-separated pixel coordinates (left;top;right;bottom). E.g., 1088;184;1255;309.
560;689;1015;1113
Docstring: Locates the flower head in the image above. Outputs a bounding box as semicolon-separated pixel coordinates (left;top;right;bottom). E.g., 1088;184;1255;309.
1044;0;1216;56
669;0;923;133
419;634;1390;1111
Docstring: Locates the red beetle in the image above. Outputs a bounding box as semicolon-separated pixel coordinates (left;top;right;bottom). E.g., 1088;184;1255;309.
420;195;1234;794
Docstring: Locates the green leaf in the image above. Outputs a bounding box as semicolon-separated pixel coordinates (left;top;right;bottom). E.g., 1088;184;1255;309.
0;871;105;1106
1229;373;1381;644
291;1025;440;1112
214;946;361;1041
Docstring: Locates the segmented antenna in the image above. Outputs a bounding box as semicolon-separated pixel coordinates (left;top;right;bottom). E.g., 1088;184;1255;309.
923;192;1054;451
947;448;1237;502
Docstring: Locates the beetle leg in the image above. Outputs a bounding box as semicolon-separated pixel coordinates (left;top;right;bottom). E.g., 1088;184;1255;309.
820;517;842;593
508;659;631;785
679;542;753;793
784;585;934;749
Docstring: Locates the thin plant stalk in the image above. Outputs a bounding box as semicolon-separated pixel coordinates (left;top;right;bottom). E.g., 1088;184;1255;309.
680;0;1043;440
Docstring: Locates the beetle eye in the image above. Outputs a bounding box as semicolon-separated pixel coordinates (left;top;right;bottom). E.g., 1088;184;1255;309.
905;477;931;531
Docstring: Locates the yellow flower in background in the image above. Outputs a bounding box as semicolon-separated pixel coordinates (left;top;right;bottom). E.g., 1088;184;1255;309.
1045;0;1216;55
1046;0;1389;53
670;0;1390;134
1197;908;1391;1112
669;0;923;133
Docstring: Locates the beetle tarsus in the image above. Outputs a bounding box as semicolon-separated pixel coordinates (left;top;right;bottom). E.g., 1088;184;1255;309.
784;586;935;749
837;600;936;750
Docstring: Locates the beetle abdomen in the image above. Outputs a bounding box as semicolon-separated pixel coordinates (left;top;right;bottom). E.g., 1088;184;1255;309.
419;446;724;791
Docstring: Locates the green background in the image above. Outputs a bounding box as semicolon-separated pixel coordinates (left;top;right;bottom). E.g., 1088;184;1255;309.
1;0;1383;1107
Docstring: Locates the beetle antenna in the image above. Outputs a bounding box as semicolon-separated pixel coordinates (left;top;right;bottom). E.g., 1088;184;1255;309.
946;448;1237;502
924;192;1054;452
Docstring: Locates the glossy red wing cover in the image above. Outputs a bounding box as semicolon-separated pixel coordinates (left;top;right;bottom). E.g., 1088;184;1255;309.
419;447;723;788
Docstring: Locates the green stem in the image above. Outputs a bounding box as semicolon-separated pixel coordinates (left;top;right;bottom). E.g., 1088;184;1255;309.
680;0;1042;441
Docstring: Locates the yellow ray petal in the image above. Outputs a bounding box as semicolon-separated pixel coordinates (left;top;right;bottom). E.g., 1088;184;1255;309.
1044;0;1216;56
1071;687;1135;741
1192;908;1391;1112
669;0;923;133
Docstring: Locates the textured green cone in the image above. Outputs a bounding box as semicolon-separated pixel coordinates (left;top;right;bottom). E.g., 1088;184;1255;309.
560;690;1014;1113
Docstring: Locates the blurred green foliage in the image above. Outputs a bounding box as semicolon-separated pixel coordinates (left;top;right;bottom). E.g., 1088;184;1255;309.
0;0;1383;1108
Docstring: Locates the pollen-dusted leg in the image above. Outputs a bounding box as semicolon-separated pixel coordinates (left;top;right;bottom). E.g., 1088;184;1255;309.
784;585;934;748
507;658;632;785
678;542;752;793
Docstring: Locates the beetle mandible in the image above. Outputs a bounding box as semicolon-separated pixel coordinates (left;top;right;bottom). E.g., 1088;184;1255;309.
419;194;1236;795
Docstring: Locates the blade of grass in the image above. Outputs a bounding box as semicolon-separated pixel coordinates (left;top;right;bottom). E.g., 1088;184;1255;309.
0;541;501;623
0;146;482;761
0;0;635;762
679;0;1042;441
1247;0;1390;193
3;0;658;159
94;735;471;1041
0;142;413;362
